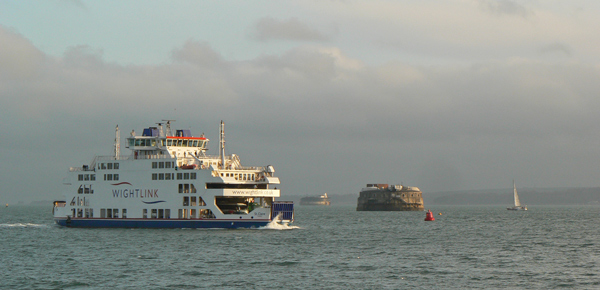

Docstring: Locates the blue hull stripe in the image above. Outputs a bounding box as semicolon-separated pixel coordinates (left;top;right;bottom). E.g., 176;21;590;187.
54;218;270;229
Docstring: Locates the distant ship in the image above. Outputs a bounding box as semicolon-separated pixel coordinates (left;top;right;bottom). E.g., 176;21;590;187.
357;184;424;211
52;120;294;228
507;180;527;211
300;193;331;206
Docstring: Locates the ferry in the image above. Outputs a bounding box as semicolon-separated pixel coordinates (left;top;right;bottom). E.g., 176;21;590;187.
52;120;294;228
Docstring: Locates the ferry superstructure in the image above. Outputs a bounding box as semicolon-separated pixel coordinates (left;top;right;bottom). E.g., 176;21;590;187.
53;120;293;228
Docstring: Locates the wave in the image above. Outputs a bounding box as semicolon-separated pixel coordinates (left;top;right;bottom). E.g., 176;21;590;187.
258;218;300;230
0;223;48;228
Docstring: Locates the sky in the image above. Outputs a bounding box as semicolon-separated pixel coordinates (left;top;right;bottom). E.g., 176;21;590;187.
1;0;600;204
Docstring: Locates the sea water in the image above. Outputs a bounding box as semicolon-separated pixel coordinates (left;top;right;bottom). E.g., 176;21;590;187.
1;205;599;289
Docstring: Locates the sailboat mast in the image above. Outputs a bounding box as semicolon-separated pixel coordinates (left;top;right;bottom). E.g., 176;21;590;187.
513;180;521;207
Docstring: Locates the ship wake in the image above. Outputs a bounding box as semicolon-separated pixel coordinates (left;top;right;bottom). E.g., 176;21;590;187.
258;214;299;230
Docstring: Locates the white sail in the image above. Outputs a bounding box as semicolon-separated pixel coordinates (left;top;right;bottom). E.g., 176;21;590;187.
513;180;521;207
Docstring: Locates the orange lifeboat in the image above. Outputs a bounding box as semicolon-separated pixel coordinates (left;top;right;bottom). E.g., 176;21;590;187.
424;209;435;221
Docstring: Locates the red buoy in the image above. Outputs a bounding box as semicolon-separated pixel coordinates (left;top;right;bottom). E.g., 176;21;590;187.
424;209;435;221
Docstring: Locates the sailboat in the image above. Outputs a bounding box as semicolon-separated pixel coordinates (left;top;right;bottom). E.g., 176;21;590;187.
507;180;527;211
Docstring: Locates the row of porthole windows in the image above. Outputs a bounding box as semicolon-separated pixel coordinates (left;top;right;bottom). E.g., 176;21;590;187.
152;161;175;169
179;183;197;194
72;208;215;219
183;196;206;206
178;209;215;219
98;163;119;170
104;174;119;181
143;208;171;219
99;208;127;218
152;172;197;180
71;208;127;218
221;172;256;181
129;138;207;148
78;174;96;181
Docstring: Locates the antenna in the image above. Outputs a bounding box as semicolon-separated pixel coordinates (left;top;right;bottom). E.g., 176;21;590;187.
219;121;225;169
162;119;175;136
114;125;120;159
156;122;164;137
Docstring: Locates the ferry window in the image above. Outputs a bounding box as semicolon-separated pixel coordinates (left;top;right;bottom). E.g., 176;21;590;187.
182;140;188;147
220;173;224;177
101;208;106;218
165;173;171;180
84;174;89;181
151;140;156;146
191;209;196;218
183;196;189;206
122;209;127;218
101;163;106;170
192;140;198;147
184;184;190;193
191;196;197;206
178;209;183;218
159;173;164;180
165;162;171;168
91;174;95;181
159;162;164;168
191;184;197;193
107;208;113;218
113;174;119;181
107;174;113;181
179;184;184;193
177;173;182;180
152;173;157;180
158;209;164;219
165;209;170;219
128;139;134;147
152;162;157;169
78;174;83;181
113;209;119;218
114;163;119;170
143;209;148;218
151;209;157;218
199;197;206;206
184;173;190;180
135;139;142;146
77;209;83;217
177;140;183;147
107;163;113;170
191;173;196;179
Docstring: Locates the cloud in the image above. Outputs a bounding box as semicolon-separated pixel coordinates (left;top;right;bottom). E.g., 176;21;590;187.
252;17;331;42
538;42;573;56
478;0;532;18
0;26;45;80
2;24;600;204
